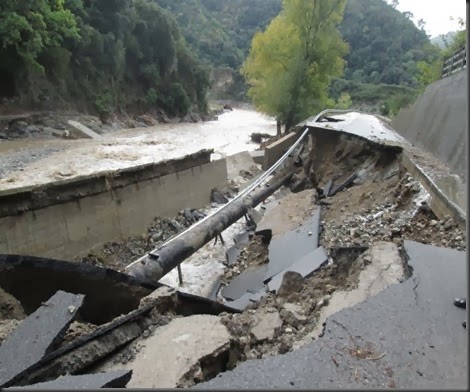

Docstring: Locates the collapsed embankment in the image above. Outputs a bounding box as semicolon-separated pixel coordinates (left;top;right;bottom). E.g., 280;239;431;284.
0;124;466;388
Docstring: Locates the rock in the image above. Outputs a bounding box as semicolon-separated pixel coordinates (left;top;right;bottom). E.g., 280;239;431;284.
7;121;28;136
62;321;96;345
102;315;231;388
250;308;282;343
277;271;304;298
139;286;178;312
223;104;233;111
0;320;20;344
280;303;307;328
211;188;229;204
0;287;25;320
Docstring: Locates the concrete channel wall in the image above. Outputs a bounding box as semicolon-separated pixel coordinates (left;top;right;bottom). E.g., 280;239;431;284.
0;150;228;261
392;69;467;182
263;132;302;170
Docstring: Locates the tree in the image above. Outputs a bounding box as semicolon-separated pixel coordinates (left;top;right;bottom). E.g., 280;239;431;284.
242;0;348;132
335;92;352;109
417;19;426;31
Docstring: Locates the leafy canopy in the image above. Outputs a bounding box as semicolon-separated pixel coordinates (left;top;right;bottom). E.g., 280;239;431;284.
242;0;348;130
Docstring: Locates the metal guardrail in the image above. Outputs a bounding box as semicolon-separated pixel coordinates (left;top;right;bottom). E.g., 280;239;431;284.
441;46;467;78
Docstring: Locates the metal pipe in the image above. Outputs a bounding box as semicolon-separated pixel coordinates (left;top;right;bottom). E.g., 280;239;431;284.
125;109;338;280
126;168;295;283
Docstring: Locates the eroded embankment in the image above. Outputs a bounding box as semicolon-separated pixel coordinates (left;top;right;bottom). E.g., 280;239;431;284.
0;127;466;388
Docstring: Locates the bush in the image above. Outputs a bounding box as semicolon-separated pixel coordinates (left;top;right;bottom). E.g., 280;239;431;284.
146;88;158;105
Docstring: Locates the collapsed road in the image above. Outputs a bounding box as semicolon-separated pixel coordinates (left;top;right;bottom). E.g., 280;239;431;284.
0;110;466;389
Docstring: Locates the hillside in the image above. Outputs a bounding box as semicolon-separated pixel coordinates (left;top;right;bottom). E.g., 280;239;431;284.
157;0;438;110
0;0;211;118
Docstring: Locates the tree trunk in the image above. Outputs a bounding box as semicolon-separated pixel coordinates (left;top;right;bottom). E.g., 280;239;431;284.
276;119;282;136
125;168;296;284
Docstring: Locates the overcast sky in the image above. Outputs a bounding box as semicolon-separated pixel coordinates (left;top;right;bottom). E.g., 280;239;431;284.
393;0;466;37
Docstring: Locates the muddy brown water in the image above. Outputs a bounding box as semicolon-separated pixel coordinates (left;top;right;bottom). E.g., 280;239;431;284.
0;109;276;190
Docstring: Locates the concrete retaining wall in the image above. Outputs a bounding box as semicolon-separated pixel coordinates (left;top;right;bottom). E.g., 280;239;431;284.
0;150;227;260
392;70;467;182
263;132;301;170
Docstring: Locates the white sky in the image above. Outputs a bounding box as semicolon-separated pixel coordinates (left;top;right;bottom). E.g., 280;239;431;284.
393;0;466;37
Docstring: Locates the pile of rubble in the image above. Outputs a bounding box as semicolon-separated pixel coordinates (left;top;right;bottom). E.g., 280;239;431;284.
320;173;466;251
79;208;207;271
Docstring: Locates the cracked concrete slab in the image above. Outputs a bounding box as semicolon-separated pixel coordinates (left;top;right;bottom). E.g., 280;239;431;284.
194;241;467;389
0;291;84;387
267;246;328;293
7;370;132;389
97;315;231;388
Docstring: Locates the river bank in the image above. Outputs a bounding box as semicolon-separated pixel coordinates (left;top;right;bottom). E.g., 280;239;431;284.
0;109;276;190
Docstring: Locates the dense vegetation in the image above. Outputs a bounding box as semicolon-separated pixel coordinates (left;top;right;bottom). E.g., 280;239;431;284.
0;0;210;118
157;0;442;113
1;0;465;119
242;0;348;131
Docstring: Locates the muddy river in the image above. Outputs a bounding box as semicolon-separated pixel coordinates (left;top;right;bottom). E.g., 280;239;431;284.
0;109;276;190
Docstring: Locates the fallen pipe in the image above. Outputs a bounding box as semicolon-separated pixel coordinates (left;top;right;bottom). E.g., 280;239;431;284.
125;168;296;283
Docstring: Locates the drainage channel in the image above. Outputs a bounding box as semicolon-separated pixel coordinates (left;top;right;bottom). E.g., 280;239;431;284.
0;111;467;389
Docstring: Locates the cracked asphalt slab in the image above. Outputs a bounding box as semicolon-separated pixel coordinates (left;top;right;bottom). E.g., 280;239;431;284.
195;240;467;389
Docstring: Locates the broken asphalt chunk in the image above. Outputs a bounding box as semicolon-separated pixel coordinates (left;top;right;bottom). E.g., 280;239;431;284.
225;246;241;267
221;265;269;301
267;246;328;293
6;370;132;389
263;208;321;282
0;291;85;388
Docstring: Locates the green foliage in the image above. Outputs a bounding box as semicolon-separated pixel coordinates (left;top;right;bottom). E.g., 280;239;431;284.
416;20;466;91
146;88;158;105
335;92;352;109
0;0;210;115
242;0;348;130
383;92;417;117
340;0;438;88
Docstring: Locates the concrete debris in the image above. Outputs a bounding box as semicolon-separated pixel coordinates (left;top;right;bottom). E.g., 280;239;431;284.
0;286;25;320
62;321;96;346
250;308;283;343
7;370;133;389
139;286;179;312
79;211;206;271
95;315;231;388
0;291;84;388
211;188;229;204
276;272;304;298
280;303;307;329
